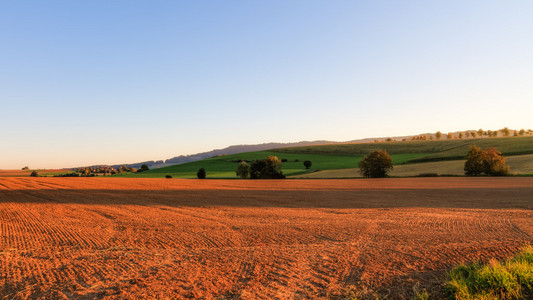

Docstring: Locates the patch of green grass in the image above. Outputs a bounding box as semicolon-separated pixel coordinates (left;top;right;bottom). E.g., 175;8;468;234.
117;151;427;178
445;245;533;299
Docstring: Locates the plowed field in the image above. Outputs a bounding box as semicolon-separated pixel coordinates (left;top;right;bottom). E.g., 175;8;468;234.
0;177;532;299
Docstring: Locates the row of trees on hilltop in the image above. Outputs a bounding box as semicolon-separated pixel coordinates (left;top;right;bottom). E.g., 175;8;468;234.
377;127;533;142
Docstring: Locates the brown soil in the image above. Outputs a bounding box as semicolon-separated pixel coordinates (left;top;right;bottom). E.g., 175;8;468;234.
0;170;30;177
0;170;69;177
0;177;532;299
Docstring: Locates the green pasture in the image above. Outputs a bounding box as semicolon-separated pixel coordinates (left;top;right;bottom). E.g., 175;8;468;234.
277;136;533;163
118;151;427;178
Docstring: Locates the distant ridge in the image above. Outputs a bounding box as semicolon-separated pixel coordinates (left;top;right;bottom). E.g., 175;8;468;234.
81;127;531;170
116;138;388;169
160;141;336;167
91;141;337;170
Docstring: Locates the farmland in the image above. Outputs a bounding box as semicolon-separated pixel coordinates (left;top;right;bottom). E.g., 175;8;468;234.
121;136;533;178
277;136;533;161
0;170;72;178
124;151;427;178
295;153;533;178
1;177;532;298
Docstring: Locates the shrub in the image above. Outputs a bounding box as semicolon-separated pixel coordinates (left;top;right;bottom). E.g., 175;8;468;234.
250;156;285;179
165;175;172;179
358;150;393;178
21;166;29;170
281;158;288;162
464;145;486;176
445;245;533;299
117;165;135;174
464;146;509;176
54;173;80;177
483;148;509;176
30;171;39;177
236;161;250;179
303;160;312;169
416;173;439;177
196;168;206;179
137;164;150;172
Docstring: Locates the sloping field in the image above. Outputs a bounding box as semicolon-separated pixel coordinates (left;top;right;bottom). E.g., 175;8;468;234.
0;177;532;298
126;151;424;178
294;154;533;178
276;136;533;162
125;136;533;178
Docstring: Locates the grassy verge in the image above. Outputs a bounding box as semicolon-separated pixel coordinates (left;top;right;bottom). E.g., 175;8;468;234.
446;245;533;299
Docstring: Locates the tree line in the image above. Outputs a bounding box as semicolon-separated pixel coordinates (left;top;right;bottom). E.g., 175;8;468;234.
377;127;533;142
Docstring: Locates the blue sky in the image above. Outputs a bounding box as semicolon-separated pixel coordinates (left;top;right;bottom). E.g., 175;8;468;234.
1;1;532;169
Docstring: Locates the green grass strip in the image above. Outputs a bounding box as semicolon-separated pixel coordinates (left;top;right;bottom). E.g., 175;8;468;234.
445;245;533;299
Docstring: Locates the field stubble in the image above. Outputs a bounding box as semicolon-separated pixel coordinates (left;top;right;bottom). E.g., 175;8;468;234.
0;177;532;299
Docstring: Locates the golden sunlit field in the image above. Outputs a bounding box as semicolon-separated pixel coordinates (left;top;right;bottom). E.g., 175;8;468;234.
1;177;532;298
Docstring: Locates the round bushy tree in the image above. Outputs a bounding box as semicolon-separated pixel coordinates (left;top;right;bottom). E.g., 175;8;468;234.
236;161;250;179
482;148;509;176
502;127;510;137
358;150;393;178
197;168;206;179
250;156;285;179
303;160;312;169
138;164;150;172
464;146;485;176
464;146;509;176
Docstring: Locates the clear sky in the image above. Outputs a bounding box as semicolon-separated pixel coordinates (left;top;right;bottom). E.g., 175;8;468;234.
1;1;532;169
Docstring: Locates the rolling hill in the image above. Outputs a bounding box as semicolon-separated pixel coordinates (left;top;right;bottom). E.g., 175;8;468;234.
120;136;533;178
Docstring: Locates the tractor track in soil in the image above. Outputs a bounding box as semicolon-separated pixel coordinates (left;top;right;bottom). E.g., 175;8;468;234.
0;177;532;299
